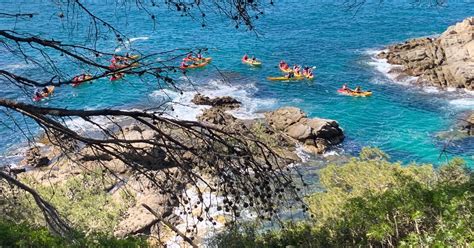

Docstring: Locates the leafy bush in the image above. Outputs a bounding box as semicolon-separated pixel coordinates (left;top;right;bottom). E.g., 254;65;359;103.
211;148;473;247
0;219;147;248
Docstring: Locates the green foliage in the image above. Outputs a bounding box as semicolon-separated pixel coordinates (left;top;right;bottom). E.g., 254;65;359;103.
251;121;279;148
5;169;135;234
211;148;474;247
0;219;147;248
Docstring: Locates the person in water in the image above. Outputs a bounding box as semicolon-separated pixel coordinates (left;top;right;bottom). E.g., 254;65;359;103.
243;54;249;61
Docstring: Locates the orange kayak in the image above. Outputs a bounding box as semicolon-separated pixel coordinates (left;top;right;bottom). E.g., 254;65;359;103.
180;61;209;69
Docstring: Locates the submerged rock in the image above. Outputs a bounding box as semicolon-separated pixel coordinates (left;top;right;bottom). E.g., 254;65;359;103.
378;17;474;90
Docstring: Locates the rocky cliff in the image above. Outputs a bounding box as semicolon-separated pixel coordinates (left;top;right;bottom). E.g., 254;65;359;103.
377;17;474;90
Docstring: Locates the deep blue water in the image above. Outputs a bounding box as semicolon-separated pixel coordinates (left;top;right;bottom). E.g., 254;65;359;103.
1;0;473;166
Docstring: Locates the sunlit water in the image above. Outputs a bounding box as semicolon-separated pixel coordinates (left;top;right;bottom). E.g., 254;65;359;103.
1;0;473;166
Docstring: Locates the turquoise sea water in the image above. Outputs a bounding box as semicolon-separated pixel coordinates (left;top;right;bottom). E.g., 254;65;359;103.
1;0;473;166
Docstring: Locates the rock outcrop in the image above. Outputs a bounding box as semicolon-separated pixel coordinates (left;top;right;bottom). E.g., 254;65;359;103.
196;103;344;155
264;107;344;154
191;93;241;109
378;17;474;90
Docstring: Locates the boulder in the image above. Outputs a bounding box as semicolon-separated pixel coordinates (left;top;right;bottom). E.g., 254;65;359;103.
264;107;306;131
378;17;474;90
265;107;344;154
192;94;241;109
197;107;236;126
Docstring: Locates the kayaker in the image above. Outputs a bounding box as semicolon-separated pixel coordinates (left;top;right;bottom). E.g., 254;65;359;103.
243;54;249;61
197;53;203;59
41;87;50;96
251;56;256;61
34;89;42;99
355;86;362;93
286;71;295;79
180;61;189;68
303;67;310;75
279;60;288;69
341;84;350;92
293;65;301;75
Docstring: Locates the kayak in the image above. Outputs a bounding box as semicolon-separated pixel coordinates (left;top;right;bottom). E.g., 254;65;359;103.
72;74;93;87
183;57;212;63
127;54;140;60
180;61;209;69
337;88;372;97
267;76;306;81
33;86;55;102
242;59;262;66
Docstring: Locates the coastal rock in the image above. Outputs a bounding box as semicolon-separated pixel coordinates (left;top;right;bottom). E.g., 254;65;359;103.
192;93;241;109
21;147;50;168
378;17;474;90
196;104;344;155
265;107;344;154
264;107;306;130
462;113;474;135
197;107;237;126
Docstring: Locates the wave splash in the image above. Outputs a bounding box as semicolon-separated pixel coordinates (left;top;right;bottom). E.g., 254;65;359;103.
150;79;277;121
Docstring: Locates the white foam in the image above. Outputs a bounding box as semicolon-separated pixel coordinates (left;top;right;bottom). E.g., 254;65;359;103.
2;63;33;71
150;79;277;121
447;87;457;92
449;98;474;110
295;145;310;163
422;86;441;94
129;36;149;42
115;36;150;52
366;49;419;86
323;150;340;157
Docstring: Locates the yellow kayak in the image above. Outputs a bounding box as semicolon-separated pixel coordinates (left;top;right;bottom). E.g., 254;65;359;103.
243;59;262;66
338;89;373;97
267;76;306;81
127;54;140;60
184;57;212;63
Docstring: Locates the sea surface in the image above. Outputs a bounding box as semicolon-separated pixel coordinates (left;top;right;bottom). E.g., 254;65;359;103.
1;0;473;166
